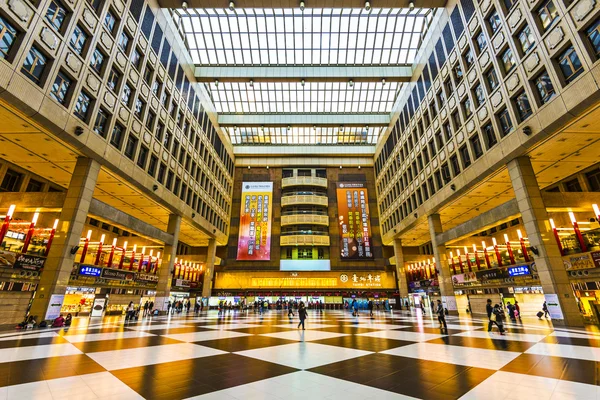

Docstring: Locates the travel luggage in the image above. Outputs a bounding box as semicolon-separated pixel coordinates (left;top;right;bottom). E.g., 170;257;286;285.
537;311;544;318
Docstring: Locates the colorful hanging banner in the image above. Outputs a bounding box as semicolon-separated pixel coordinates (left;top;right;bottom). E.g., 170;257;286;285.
237;182;273;260
336;182;374;259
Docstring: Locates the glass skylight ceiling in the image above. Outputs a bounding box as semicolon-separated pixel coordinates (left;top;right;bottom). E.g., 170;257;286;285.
172;8;434;65
208;81;401;113
226;126;384;145
171;7;436;145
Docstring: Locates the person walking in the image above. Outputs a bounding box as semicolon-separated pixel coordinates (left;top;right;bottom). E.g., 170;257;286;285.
297;302;308;330
486;299;494;332
507;302;516;322
143;301;149;317
420;302;426;316
368;300;374;317
491;304;506;335
542;301;549;318
288;302;295;318
436;300;447;331
149;301;154;315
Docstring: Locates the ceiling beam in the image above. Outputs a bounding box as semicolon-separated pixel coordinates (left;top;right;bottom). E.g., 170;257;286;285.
217;113;390;126
196;65;413;83
160;0;446;9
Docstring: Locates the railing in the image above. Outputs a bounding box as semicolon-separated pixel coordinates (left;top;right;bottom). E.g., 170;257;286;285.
281;214;329;226
282;176;328;188
281;195;328;207
280;234;330;246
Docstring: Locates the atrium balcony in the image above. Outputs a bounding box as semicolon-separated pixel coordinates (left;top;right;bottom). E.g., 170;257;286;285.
281;176;328;188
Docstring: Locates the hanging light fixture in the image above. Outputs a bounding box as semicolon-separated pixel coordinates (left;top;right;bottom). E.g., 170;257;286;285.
301;78;305;86
409;1;415;10
365;1;371;11
348;79;354;87
229;1;235;10
299;0;305;11
249;79;254;87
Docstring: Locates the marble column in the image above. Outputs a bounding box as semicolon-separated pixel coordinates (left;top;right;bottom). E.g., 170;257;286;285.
29;157;100;320
428;213;458;315
154;213;181;312
507;157;583;327
201;239;217;298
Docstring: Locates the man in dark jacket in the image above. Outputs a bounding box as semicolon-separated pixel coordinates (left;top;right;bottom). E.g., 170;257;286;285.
297;302;308;330
436;300;447;331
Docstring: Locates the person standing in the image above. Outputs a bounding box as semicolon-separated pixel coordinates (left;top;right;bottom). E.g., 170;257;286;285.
543;301;549;318
507;302;516;322
368;300;374;317
143;300;149;317
297;302;308;330
420;302;426;315
486;299;494;332
514;301;521;321
436;300;447;331
149;301;154;315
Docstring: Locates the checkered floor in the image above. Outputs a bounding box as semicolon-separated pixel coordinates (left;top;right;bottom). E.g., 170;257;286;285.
2;308;600;400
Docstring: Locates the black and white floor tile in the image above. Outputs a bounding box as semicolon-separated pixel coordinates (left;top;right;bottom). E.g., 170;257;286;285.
0;308;599;399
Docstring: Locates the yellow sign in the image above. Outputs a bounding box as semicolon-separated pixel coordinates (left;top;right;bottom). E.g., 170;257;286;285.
214;271;396;290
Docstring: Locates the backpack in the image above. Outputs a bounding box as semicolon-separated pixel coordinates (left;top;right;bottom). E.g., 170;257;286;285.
39;321;47;328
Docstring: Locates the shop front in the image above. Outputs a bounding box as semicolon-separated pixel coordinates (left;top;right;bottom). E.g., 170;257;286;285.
61;286;97;315
212;270;397;308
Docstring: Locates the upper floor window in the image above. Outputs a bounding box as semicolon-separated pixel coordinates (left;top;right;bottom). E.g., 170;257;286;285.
110;123;125;149
131;48;142;70
470;135;484;159
0;16;19;60
482;123;498;149
517;25;536;55
557;46;584;84
453;63;463;83
90;47;105;75
514;91;533;121
503;0;516;11
104;9;117;34
486;68;499;91
74;90;92;122
501;47;516;74
86;0;103;14
497;107;513;136
534;70;556;104
46;0;68;32
107;68;121;92
537;0;559;32
464;47;474;68
473;83;485;107
121;83;133;106
476;31;487;53
50;70;72;105
21;46;48;85
118;31;130;54
69;25;88;56
487;10;502;35
94;108;109;137
586;18;600;59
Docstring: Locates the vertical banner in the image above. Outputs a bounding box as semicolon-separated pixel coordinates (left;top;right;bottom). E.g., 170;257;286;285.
237;182;273;260
336;182;374;259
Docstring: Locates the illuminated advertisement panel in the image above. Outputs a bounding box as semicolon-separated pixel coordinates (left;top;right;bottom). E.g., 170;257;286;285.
237;182;273;260
336;182;374;259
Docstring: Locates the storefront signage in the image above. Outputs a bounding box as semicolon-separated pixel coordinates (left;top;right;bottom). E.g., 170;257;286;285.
336;182;374;259
409;279;438;289
78;265;102;277
563;251;600;270
91;298;105;317
101;268;135;281
475;269;508;280
544;293;564;320
174;279;190;288
237;182;273;261
452;272;477;284
45;294;64;320
507;265;531;276
14;254;45;270
136;273;159;283
214;271;396;290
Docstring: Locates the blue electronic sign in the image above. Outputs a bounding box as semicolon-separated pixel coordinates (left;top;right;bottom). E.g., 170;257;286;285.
507;265;531;277
78;265;102;277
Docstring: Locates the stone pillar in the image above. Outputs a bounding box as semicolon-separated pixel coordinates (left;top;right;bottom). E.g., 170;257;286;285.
202;239;217;298
507;157;583;327
154;213;181;312
428;213;458;315
393;239;409;300
29;157;100;320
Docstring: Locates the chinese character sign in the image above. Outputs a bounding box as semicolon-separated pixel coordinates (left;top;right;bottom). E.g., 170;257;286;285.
237;182;273;260
336;182;374;259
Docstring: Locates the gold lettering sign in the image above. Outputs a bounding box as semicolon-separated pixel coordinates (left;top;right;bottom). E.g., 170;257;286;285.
251;277;338;288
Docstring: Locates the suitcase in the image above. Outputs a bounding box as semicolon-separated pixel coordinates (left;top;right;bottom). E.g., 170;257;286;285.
537;311;544;318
